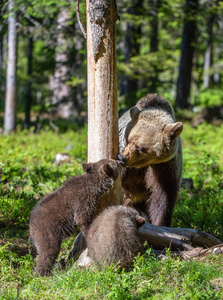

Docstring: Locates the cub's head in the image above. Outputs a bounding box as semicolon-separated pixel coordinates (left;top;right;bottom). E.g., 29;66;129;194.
118;106;183;168
82;159;122;181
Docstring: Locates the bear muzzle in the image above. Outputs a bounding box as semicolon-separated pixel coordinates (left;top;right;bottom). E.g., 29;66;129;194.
118;153;126;163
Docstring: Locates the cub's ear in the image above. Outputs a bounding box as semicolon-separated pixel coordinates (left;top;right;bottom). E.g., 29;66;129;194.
82;162;94;173
130;106;140;123
163;122;183;139
99;162;117;179
135;216;146;228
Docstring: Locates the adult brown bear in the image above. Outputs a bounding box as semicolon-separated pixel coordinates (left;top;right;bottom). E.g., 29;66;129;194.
118;94;183;227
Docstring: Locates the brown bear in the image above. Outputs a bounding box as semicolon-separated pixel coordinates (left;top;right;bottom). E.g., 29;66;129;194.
87;206;146;269
118;94;183;227
29;159;122;276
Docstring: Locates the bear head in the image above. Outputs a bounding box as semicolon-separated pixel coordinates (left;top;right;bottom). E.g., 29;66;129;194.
82;159;122;181
119;106;183;168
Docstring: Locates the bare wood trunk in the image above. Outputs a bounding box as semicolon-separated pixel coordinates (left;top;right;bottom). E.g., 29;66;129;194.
87;0;122;207
4;0;17;134
87;0;119;162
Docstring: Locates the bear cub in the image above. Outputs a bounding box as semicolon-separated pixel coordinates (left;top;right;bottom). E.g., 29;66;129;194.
87;206;146;269
118;94;183;227
29;159;122;276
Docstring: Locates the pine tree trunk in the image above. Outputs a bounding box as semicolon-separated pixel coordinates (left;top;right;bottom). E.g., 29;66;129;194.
120;0;141;107
149;0;159;93
52;10;72;118
176;0;198;109
203;13;214;88
24;36;33;128
4;0;17;134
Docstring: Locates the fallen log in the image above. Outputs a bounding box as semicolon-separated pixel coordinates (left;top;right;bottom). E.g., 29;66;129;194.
139;222;222;251
65;222;222;268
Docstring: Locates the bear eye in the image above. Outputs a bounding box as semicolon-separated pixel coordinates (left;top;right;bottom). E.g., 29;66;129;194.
136;146;145;153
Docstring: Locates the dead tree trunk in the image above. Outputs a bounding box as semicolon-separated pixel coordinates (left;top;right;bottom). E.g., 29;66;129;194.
139;222;222;251
87;0;119;162
4;0;17;134
86;0;122;208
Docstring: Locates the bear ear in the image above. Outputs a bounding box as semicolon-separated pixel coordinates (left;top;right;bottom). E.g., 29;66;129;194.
163;122;183;139
99;162;117;179
130;106;140;123
82;162;94;173
135;216;146;228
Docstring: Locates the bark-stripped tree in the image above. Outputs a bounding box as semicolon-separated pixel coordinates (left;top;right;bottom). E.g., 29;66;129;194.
87;0;120;163
87;0;123;208
4;0;17;134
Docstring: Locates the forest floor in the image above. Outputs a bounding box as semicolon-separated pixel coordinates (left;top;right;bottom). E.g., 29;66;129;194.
0;114;223;299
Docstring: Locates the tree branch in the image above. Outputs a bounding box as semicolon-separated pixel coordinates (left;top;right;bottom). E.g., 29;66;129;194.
76;0;87;39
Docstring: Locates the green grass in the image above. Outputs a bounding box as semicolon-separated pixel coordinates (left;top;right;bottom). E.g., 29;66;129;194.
0;249;222;299
0;122;223;299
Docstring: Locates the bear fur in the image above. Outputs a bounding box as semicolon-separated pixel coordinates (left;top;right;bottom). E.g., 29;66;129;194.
118;94;183;227
87;206;146;269
29;159;122;276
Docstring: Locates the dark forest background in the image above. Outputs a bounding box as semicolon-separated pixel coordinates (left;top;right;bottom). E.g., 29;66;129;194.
0;0;223;133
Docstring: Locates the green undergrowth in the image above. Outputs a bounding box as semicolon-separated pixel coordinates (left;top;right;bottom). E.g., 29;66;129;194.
0;127;87;231
0;122;223;299
0;248;222;299
173;123;223;240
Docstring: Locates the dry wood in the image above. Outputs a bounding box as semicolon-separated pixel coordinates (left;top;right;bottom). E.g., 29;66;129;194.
87;0;119;162
153;244;223;260
181;244;223;259
86;0;123;208
139;222;222;251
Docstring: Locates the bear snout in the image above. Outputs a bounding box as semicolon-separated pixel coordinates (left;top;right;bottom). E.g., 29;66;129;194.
118;153;126;163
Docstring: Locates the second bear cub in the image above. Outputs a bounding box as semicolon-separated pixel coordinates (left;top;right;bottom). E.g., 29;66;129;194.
87;206;146;269
29;159;122;276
